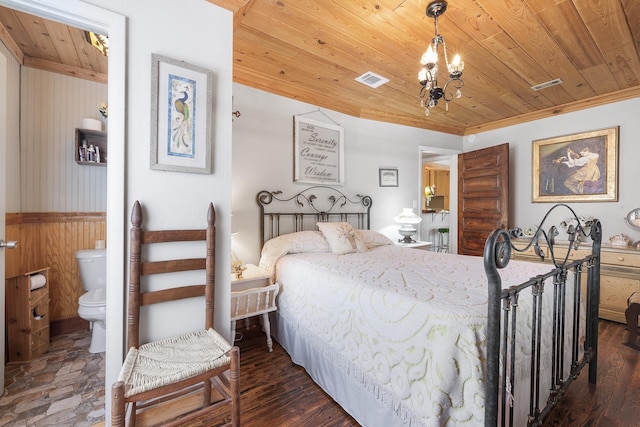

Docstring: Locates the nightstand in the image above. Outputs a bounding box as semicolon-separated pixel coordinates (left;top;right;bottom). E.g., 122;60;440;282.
230;264;279;351
396;241;433;250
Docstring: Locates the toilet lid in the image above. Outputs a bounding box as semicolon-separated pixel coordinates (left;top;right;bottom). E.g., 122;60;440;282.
79;288;106;307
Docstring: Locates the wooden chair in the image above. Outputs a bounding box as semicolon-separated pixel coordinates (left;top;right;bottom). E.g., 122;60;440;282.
111;201;240;427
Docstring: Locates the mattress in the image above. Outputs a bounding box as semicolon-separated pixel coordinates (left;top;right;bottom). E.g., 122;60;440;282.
267;245;573;426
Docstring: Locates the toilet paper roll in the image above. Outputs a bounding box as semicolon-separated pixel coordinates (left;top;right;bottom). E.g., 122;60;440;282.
29;274;47;291
82;118;102;131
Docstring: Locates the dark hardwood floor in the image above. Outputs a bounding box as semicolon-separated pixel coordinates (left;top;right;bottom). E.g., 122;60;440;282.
542;320;640;426
193;319;639;426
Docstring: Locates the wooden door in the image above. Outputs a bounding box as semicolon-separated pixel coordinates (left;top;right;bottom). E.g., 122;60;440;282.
457;143;509;256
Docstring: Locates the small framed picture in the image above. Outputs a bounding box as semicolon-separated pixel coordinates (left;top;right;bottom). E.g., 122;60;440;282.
379;168;398;187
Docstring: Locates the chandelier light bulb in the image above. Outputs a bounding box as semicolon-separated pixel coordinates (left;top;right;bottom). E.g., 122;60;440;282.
418;68;427;82
424;108;430;116
423;45;438;67
456;89;462;98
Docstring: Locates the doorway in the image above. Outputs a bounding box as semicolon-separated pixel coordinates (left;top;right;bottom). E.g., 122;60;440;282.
0;0;126;419
418;146;460;253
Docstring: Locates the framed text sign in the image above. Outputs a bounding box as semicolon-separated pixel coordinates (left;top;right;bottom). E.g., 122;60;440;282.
293;116;344;185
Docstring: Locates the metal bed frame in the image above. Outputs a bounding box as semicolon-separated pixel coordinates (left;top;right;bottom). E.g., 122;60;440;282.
484;203;601;426
257;188;601;426
256;185;372;248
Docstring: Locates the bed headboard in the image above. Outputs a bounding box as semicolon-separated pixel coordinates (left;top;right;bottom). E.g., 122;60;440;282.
256;186;372;248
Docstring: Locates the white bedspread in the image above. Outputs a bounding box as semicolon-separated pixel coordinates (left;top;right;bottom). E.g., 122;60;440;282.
273;245;563;426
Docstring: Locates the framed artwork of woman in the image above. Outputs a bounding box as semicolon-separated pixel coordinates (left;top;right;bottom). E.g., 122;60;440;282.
532;127;618;202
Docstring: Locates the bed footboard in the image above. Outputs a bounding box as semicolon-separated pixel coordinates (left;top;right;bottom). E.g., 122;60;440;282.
484;204;601;427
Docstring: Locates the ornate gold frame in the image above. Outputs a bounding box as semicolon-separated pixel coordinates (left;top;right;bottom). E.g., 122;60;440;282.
532;126;618;202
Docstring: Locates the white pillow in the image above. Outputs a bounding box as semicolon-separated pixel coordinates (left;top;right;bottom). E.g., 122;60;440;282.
259;231;330;273
316;222;368;255
354;229;395;248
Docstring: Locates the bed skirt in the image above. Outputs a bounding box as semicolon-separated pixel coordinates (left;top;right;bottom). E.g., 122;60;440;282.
270;310;421;427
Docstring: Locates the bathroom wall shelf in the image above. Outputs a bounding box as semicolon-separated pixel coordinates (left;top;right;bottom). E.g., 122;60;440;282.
5;267;51;362
75;128;107;166
421;210;450;221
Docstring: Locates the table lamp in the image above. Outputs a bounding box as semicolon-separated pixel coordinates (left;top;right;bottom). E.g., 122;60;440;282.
394;208;423;243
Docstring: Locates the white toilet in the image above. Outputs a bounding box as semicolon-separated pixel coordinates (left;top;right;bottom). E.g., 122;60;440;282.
76;248;107;353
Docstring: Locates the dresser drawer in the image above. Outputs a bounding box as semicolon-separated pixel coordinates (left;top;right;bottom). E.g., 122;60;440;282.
600;250;640;268
599;275;640;323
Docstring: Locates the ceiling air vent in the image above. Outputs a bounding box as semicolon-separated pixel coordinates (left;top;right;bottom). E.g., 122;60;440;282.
531;78;563;91
355;71;389;88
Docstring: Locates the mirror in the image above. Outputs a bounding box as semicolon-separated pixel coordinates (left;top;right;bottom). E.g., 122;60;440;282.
626;208;640;230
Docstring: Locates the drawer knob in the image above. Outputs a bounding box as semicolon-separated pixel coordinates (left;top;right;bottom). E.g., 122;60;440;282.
617;257;624;262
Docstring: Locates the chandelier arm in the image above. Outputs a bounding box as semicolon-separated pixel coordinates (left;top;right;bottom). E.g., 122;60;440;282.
442;78;464;102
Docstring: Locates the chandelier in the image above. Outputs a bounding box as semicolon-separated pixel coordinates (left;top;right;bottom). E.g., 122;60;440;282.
418;1;464;116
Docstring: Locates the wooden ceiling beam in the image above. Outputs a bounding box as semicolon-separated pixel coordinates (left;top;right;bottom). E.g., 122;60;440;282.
24;55;107;84
0;20;24;64
464;85;640;135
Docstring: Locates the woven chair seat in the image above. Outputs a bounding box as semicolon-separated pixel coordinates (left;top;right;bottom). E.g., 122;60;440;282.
118;328;232;398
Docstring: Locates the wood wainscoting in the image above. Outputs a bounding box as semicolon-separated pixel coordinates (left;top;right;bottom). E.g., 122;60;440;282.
5;212;106;335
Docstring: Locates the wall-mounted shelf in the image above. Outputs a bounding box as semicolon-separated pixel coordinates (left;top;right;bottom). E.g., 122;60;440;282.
75;128;107;166
422;210;449;221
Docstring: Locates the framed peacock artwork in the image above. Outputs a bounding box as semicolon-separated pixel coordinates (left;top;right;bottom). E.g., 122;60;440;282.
150;53;214;174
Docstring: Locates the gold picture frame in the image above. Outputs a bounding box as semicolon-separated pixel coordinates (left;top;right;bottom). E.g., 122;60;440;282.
532;126;618;202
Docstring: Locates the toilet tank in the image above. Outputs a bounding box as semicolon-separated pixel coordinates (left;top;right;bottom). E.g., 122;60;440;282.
75;248;107;291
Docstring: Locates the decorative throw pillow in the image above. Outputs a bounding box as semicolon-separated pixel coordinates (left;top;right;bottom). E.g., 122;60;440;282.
354;229;395;248
317;222;368;255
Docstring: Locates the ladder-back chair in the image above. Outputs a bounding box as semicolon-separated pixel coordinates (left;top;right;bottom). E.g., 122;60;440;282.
111;201;240;427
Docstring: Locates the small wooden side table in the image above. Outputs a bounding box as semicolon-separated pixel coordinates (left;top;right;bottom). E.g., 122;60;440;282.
230;264;279;351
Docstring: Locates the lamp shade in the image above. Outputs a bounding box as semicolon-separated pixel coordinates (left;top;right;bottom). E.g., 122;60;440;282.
394;208;423;224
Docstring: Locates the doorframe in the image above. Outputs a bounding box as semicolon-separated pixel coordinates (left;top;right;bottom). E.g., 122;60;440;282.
0;0;126;419
418;145;460;253
0;39;7;396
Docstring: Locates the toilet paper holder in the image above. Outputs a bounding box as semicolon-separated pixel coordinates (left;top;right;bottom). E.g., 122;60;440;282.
33;306;46;320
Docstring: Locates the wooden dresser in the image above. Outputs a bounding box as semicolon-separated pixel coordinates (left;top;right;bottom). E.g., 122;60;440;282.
511;241;639;324
6;267;51;362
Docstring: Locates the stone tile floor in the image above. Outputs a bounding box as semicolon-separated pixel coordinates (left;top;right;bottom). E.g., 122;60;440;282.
0;329;105;427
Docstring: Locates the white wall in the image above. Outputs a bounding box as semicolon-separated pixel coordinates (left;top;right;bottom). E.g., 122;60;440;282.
465;97;640;244
231;83;461;265
19;68;107;212
97;0;233;338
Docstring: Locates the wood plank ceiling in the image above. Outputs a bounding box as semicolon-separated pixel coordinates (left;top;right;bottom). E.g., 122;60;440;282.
211;0;640;135
0;6;107;84
1;2;639;135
